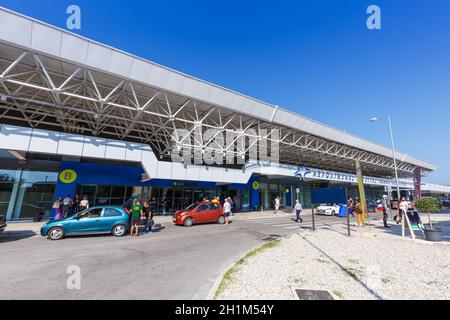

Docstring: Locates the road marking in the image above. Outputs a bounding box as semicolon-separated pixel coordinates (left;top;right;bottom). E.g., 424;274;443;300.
273;223;301;227
284;225;302;229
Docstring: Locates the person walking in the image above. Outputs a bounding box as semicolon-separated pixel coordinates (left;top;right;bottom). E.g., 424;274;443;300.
395;196;409;224
347;196;355;217
381;195;390;228
79;195;89;212
130;200;143;236
294;199;303;223
355;199;365;227
149;197;157;216
274;197;280;214
62;194;72;218
223;198;232;225
52;196;62;220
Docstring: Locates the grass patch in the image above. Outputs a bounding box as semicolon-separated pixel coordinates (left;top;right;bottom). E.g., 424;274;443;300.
347;259;359;264
214;239;281;299
288;276;304;284
332;289;344;299
381;277;392;284
314;257;330;264
342;266;364;281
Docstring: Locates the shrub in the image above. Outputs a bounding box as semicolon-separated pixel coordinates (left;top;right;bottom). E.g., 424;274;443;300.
415;197;441;212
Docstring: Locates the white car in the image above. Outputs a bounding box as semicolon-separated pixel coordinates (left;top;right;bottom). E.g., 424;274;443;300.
315;204;340;216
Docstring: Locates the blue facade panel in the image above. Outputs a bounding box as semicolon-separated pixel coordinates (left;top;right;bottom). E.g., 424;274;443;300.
54;161;259;206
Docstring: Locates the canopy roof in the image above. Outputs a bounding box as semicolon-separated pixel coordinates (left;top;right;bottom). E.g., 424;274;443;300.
0;7;436;178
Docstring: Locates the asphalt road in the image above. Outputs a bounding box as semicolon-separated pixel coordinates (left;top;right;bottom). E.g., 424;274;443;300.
0;215;306;300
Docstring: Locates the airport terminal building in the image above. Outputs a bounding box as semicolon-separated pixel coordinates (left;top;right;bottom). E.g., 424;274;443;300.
0;7;448;220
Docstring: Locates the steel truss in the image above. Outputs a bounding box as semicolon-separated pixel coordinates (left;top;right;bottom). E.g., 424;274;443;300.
0;47;430;178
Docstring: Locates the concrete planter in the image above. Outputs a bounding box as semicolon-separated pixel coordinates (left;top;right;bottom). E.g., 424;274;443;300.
424;228;442;242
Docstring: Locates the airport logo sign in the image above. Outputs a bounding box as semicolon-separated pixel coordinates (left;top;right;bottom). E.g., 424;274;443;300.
59;169;77;184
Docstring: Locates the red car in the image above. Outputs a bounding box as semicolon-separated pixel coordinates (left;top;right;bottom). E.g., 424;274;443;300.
173;202;225;227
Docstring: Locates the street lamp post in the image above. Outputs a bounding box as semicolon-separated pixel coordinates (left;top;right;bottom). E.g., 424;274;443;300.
370;115;411;238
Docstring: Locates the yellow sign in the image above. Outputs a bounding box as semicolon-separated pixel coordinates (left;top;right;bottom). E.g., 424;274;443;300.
252;181;260;190
355;160;367;215
59;169;77;184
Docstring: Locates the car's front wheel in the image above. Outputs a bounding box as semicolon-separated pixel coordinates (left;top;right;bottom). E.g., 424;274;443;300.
331;210;336;216
183;217;193;227
112;224;127;237
217;215;225;224
47;227;64;240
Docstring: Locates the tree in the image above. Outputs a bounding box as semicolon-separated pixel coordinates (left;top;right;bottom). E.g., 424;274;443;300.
414;197;441;230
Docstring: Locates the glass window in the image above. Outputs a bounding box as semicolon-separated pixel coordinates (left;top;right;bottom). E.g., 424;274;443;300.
78;185;97;206
0;169;19;183
77;208;102;219
103;208;122;217
208;204;219;210
88;208;103;218
110;186;126;206
96;185;111;206
20;171;57;183
240;190;250;211
184;202;198;211
173;189;183;211
13;183;56;219
197;204;209;212
0;183;13;215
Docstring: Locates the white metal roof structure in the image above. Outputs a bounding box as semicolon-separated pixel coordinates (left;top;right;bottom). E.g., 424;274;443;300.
0;7;437;178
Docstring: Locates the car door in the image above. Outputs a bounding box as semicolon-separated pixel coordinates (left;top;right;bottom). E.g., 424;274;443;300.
99;207;123;232
194;204;210;223
206;204;220;222
71;208;103;234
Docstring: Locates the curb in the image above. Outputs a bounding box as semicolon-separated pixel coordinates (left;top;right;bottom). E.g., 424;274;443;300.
207;237;285;300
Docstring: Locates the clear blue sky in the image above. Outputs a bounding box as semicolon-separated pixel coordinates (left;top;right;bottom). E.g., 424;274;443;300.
2;0;449;184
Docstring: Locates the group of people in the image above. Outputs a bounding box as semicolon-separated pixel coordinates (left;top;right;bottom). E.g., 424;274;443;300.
346;196;367;227
203;196;235;225
125;197;157;236
347;195;410;228
52;194;89;220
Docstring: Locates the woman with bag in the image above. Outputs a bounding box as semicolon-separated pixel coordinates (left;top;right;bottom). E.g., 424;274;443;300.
394;197;408;224
52;196;62;220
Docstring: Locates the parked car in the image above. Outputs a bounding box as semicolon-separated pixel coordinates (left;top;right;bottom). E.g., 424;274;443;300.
441;200;450;208
0;214;6;233
315;204;340;216
367;201;378;212
173;202;225;227
40;206;129;240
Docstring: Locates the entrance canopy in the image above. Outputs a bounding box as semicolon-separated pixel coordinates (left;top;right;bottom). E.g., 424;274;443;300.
0;7;436;179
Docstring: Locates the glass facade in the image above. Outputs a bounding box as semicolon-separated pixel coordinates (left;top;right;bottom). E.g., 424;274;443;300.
0;169;57;220
75;184;227;215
